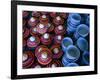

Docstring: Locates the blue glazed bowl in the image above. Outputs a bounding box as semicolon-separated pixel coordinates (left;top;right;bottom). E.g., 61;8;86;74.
67;18;78;28
67;13;81;33
67;23;77;33
68;13;81;25
64;45;80;62
74;24;89;39
62;56;69;66
77;37;88;51
82;51;89;65
86;15;90;26
61;37;73;52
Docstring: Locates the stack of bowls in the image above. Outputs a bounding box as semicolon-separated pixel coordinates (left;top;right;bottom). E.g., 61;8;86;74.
61;37;73;52
67;13;81;34
76;37;88;51
22;11;90;68
62;45;80;67
74;24;89;39
82;51;89;65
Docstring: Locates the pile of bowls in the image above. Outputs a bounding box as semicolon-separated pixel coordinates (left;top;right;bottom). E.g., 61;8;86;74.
23;11;68;68
23;11;90;68
61;13;90;67
67;13;81;34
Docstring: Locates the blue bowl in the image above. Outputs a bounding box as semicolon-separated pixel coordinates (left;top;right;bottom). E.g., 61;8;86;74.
67;18;78;28
67;23;77;33
77;37;88;51
61;37;73;52
64;45;80;62
86;15;90;26
67;13;81;33
82;51;89;65
68;13;81;25
62;56;69;66
74;24;89;39
62;55;79;67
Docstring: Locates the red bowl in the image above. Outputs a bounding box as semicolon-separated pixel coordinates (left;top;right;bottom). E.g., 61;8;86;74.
50;12;57;18
41;33;53;45
36;23;48;34
23;11;29;18
53;16;64;25
35;45;47;57
54;25;66;35
59;13;67;19
27;35;40;48
39;15;49;25
32;11;41;17
30;26;38;35
23;27;29;38
47;60;62;67
51;44;63;59
54;35;64;44
46;23;55;32
23;51;35;69
28;17;38;27
37;48;52;65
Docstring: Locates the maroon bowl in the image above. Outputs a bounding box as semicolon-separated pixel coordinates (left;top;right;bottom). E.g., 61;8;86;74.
59;13;67;19
27;35;40;48
39;15;49;25
23;19;27;27
50;12;57;18
46;23;55;32
41;33;53;45
36;23;48;34
23;11;29;18
32;11;41;17
37;48;52;65
23;39;26;47
53;16;64;25
30;61;42;68
51;44;63;59
23;27;29;38
35;45;47;57
23;51;35;69
30;26;38;35
54;35;64;44
54;25;66;35
47;60;62;67
28;17;38;27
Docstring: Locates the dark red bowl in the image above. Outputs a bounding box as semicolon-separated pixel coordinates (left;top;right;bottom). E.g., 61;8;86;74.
37;48;52;65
